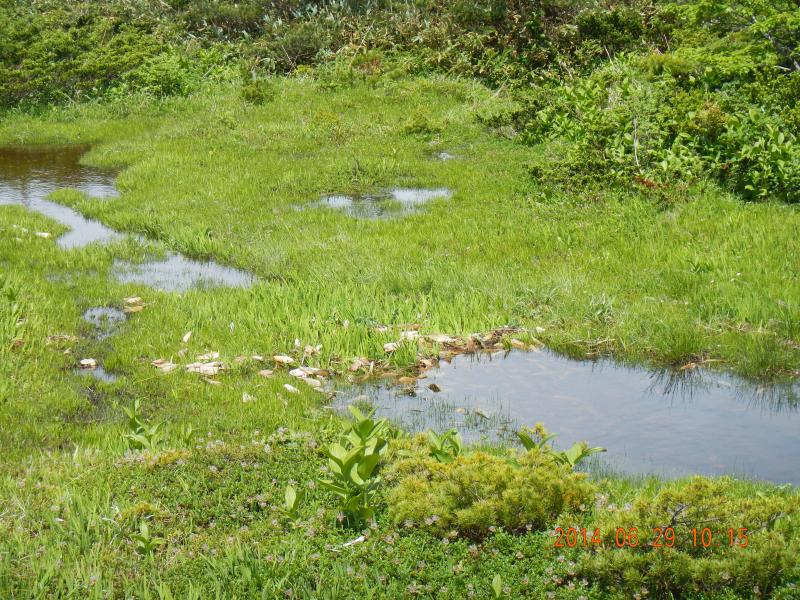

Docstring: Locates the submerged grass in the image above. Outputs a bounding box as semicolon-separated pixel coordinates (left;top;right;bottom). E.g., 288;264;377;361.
1;75;799;597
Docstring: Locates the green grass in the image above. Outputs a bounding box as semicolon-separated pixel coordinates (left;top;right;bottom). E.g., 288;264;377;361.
1;74;799;597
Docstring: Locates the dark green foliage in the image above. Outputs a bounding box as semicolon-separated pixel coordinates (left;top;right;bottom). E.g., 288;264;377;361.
3;0;796;201
0;4;163;106
508;0;800;202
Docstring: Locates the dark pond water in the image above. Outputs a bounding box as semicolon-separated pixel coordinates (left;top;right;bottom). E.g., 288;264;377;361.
0;145;253;290
305;188;451;219
340;350;800;485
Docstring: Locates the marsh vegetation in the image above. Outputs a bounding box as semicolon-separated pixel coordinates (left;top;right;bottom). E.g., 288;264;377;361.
1;0;799;597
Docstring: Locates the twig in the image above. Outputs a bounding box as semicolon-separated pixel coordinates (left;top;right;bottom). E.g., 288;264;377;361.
751;16;800;72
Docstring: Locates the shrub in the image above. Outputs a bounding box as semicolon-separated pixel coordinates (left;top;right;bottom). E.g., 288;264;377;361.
718;110;800;202
402;108;442;135
240;78;275;105
579;477;800;597
0;5;163;106
122;51;199;98
387;445;595;538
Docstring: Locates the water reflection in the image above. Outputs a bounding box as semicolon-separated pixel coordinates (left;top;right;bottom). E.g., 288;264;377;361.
1;145;254;290
114;254;253;292
0;145;119;248
74;365;119;383
0;145;119;200
303;187;451;219
340;350;800;484
82;307;127;340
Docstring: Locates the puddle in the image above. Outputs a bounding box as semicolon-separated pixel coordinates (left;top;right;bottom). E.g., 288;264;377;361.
0;145;120;249
340;350;800;485
1;145;255;291
436;152;456;160
74;365;119;383
113;254;254;292
304;188;451;219
82;307;127;339
0;145;119;199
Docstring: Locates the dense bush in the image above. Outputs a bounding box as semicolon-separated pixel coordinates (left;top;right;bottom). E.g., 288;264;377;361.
0;4;161;106
578;477;800;597
386;441;595;538
2;0;797;201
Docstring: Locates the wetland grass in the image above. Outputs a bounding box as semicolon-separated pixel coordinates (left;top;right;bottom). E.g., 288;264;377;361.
1;76;799;597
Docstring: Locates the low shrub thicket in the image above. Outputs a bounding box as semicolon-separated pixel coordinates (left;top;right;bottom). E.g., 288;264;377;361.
386;438;596;538
579;477;800;597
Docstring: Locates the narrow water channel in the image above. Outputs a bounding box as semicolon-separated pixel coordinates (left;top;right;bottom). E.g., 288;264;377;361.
0;145;253;290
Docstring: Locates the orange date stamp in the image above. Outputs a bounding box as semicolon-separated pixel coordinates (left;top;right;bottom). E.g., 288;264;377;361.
553;526;751;549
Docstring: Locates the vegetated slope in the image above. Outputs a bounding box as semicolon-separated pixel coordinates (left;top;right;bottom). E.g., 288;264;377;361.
1;0;798;201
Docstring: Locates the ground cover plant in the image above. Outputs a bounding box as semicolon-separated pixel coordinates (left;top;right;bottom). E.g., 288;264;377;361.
1;0;799;598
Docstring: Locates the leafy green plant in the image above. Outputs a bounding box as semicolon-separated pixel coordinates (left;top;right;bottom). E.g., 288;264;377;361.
556;442;607;468
427;428;463;463
131;521;164;556
517;427;605;467
179;424;196;447
516;427;557;452
318;406;388;528
122;400;162;451
491;574;504;598
283;484;304;523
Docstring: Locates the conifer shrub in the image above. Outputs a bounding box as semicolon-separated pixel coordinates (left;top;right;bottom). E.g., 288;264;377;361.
386;442;595;538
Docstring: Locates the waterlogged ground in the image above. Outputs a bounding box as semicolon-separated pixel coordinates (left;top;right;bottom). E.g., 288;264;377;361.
302;188;452;219
1;76;799;597
0;145;253;289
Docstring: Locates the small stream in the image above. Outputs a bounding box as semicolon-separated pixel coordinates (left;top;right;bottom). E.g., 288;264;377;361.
0;145;253;290
341;350;800;485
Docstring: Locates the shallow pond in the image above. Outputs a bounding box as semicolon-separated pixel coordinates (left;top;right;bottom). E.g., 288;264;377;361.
305;188;451;219
0;145;253;290
114;254;253;292
341;350;800;485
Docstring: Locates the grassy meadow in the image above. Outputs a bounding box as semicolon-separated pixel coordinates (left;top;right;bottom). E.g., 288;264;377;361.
0;77;800;598
1;73;799;597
